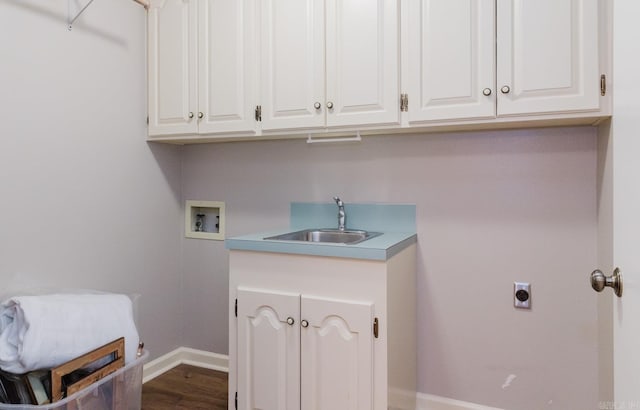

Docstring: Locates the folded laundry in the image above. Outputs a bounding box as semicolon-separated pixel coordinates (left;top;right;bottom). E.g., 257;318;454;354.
0;293;139;374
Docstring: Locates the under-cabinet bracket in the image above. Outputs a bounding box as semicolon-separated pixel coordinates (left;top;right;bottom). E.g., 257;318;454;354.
601;74;607;96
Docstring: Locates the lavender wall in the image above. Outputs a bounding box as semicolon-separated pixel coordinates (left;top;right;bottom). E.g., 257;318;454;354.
181;127;598;409
0;0;184;358
0;2;601;406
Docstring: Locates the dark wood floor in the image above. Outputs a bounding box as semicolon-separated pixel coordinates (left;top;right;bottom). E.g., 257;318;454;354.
142;364;228;409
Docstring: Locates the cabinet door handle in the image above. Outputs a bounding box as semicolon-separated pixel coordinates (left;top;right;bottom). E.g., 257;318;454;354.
500;85;511;94
198;112;204;119
188;112;194;119
286;317;295;326
314;102;321;110
482;88;492;96
326;101;334;109
301;320;309;328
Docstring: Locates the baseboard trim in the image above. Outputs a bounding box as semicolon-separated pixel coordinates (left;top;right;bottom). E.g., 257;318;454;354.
142;351;502;410
142;347;229;383
416;393;504;410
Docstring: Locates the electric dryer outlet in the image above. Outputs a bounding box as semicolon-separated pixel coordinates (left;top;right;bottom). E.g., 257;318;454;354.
514;282;531;309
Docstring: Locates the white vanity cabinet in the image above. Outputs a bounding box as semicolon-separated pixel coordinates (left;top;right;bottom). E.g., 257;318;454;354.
228;245;417;410
147;0;256;138
404;0;605;123
259;0;399;132
236;289;373;410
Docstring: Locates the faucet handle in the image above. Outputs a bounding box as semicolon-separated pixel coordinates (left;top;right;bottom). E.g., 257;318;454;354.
333;196;343;206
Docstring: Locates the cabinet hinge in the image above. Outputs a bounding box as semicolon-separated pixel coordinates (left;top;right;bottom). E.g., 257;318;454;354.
235;299;238;317
600;74;607;96
400;94;408;112
255;105;262;122
373;317;379;338
235;392;238;409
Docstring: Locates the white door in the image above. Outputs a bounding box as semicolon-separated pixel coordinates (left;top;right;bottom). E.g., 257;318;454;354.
260;0;325;131
147;0;198;136
407;0;495;123
197;0;256;135
496;0;600;116
325;0;399;128
601;1;640;404
300;295;374;410
237;288;301;410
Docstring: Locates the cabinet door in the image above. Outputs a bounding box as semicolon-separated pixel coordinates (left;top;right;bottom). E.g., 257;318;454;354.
301;296;374;410
260;0;325;131
237;288;300;410
197;0;256;135
148;0;198;136
325;0;399;128
407;0;495;122
496;0;600;116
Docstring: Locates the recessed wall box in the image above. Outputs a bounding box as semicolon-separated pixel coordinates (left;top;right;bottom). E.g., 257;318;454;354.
185;200;225;240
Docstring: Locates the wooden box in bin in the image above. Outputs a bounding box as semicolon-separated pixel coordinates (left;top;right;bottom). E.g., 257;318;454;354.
0;340;147;410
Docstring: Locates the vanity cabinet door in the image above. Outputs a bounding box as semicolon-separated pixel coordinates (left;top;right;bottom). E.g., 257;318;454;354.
300;295;374;410
236;288;301;410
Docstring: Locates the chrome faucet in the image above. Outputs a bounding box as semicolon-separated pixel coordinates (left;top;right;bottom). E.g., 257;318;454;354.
333;196;346;231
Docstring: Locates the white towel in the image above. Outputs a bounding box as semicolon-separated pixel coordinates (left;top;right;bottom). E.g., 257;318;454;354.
0;293;139;374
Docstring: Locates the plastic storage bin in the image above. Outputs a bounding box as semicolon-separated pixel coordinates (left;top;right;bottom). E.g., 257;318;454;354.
0;351;148;410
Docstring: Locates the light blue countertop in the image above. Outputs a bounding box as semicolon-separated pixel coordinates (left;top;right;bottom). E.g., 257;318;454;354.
225;202;417;261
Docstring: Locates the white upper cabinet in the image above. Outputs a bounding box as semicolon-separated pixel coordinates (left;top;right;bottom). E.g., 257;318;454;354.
496;0;600;116
404;0;603;124
148;0;197;135
197;0;256;135
259;0;325;131
148;0;256;137
407;0;495;122
325;0;399;128
261;0;400;132
147;0;608;142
